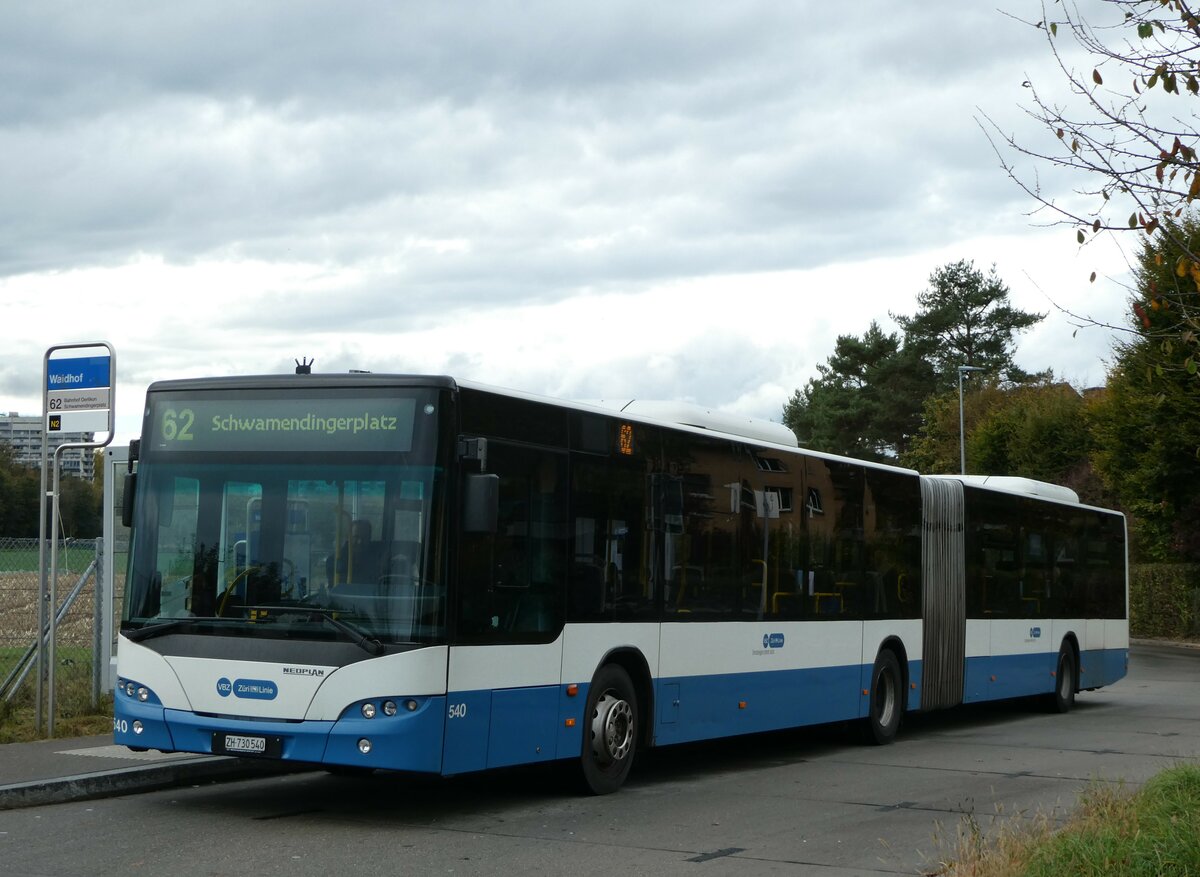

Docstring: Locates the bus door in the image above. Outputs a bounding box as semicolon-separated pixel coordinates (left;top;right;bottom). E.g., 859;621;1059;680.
447;442;567;773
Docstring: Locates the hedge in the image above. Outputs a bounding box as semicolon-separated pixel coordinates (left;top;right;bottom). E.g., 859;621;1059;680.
1130;564;1200;640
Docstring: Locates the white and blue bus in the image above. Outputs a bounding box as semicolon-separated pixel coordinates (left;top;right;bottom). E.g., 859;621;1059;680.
114;370;1128;793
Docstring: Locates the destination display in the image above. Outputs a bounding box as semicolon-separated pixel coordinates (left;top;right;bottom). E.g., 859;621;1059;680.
148;395;418;453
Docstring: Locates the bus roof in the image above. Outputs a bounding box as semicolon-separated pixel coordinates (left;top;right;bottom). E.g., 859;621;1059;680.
587;399;800;448
460;380;918;477
927;474;1081;504
143;371;920;477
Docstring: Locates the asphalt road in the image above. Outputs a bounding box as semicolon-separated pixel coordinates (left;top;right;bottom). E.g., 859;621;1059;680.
1;643;1197;877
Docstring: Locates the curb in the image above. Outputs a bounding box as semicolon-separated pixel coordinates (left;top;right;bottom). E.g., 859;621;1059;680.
1130;637;1200;651
0;756;296;811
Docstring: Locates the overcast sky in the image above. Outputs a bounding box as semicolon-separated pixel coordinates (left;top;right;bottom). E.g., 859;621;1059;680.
1;1;1136;445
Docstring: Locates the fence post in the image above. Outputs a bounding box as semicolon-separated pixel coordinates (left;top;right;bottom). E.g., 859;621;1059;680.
93;537;104;709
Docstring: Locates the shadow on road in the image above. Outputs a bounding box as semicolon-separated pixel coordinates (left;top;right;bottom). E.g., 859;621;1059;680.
159;692;1102;824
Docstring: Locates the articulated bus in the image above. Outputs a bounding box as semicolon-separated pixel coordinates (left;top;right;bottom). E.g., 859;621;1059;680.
114;370;1128;793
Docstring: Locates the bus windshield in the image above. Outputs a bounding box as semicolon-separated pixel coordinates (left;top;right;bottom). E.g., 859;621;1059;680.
122;387;448;647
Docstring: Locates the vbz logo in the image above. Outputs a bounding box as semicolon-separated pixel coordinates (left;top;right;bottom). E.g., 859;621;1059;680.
216;677;233;697
1029;627;1042;639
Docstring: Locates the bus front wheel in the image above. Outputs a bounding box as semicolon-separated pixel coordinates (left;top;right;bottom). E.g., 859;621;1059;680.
579;664;638;795
866;650;902;745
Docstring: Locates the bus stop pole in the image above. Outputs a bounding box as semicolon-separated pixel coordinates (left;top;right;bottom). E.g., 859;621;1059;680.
48;445;66;737
93;537;104;709
35;351;51;735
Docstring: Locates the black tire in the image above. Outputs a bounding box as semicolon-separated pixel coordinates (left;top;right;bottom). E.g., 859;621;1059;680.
867;650;902;746
1049;646;1077;714
579;664;638;795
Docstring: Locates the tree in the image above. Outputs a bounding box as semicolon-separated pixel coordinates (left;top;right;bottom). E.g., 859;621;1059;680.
981;0;1200;374
0;444;103;538
59;475;102;538
901;379;1098;493
1089;215;1200;560
892;260;1046;389
785;261;1046;461
970;383;1094;485
782;321;932;460
0;445;39;537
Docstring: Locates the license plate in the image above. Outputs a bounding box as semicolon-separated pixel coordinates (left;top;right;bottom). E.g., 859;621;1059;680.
222;734;267;754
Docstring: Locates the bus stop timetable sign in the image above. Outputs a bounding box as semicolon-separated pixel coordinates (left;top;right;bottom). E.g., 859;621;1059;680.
45;344;115;434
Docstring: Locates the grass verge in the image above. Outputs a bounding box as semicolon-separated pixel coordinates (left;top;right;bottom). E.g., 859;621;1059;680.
0;698;113;743
933;764;1200;876
0;662;114;743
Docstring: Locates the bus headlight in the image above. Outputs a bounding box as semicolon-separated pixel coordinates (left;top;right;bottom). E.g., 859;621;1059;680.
117;678;159;706
382;700;397;717
361;702;377;719
357;738;372;754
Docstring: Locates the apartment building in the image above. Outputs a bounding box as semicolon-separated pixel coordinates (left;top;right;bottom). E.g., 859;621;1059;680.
0;412;96;480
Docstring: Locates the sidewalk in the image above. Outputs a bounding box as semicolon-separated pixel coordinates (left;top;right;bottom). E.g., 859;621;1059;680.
0;733;295;810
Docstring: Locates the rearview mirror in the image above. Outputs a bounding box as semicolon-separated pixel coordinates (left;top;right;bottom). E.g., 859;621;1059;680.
121;472;137;529
462;474;499;534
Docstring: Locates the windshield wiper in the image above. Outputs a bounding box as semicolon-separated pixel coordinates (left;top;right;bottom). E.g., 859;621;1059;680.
252;604;386;657
315;612;386;656
123;616;222;642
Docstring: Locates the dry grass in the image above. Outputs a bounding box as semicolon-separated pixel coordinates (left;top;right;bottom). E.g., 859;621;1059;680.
1;544;114;742
930;766;1200;876
0;694;114;743
1;573;108;743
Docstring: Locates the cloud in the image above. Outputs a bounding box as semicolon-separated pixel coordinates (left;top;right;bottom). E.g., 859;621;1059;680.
0;1;1138;447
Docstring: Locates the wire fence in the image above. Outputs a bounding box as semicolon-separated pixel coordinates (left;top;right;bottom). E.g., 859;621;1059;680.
0;536;126;729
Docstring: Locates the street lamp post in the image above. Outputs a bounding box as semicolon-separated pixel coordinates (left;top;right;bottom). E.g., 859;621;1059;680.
957;365;985;474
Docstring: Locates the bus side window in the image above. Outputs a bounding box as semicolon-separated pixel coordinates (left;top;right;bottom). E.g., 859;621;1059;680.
456;444;567;643
568;453;654;622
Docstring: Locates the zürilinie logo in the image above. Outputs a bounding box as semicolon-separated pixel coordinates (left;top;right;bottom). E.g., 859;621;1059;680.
210;411;399;436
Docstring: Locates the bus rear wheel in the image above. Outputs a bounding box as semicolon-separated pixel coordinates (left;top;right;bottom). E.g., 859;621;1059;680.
866;650;902;746
579;665;638;795
1048;646;1077;714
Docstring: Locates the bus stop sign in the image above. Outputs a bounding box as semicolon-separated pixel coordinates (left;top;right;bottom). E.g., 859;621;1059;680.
45;345;115;434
